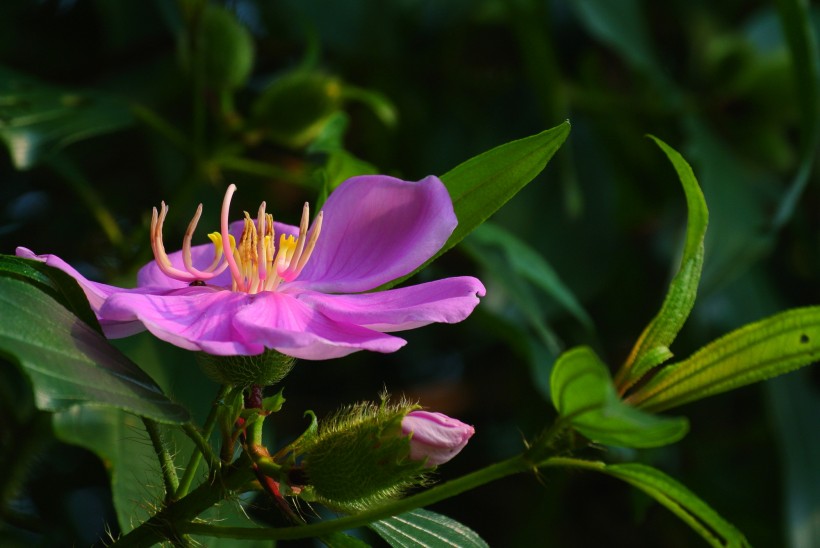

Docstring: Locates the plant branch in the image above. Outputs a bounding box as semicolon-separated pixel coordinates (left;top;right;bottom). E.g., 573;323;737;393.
142;418;179;501
182;423;221;478
175;385;230;500
175;454;531;541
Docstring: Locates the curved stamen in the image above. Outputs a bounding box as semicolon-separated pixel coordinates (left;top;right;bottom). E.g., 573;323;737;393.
182;203;229;280
151;203;201;283
221;184;245;292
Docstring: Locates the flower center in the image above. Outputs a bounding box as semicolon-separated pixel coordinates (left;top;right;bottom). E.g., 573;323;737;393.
150;184;323;294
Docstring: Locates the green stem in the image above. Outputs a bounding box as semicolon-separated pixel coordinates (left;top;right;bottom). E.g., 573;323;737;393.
175;385;230;500
182;423;221;477
110;457;257;548
143;418;179;500
175;454;532;541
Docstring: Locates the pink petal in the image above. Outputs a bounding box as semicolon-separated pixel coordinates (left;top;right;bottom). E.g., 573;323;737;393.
16;247;124;312
291;276;486;332
99;287;267;355
297;175;456;293
401;410;475;467
233;292;406;360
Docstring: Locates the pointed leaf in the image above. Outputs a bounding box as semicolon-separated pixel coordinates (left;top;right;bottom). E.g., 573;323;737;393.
0;276;189;423
369;508;488;548
550;460;750;548
606;464;750;547
617;136;708;391
383;122;570;289
551;346;688;448
630;306;820;412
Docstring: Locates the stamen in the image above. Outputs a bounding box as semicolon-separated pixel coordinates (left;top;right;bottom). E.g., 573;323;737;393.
221;184;245;292
153;183;323;293
182;204;229;279
256;202;267;282
150;203;200;283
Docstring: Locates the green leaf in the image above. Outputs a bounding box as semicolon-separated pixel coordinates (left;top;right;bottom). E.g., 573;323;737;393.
0;255;101;330
0;65;133;169
52;406;162;533
369;508;488;548
585;461;750;548
384;121;570;289
551;346;688;448
616;136;708;391
0;276;189;423
466;222;593;329
630;306;820;412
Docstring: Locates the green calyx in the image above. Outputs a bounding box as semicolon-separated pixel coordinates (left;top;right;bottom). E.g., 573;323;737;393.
297;399;427;512
197;349;295;387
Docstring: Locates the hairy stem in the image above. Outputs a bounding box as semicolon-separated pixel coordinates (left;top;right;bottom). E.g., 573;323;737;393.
143;418;179;501
110;456;256;547
176;454;532;541
181;423;221;478
175;385;230;500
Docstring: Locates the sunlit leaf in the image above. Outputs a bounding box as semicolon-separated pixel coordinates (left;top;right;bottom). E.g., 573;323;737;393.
369;508;488;548
630;306;820;412
551;346;688;448
384;121;570;289
0;276;189;423
616;136;708;391
0;65;133;170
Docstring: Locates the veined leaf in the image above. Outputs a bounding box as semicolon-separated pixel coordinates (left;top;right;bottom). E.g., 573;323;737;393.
369;508;488;548
383;122;570;289
629;306;820;412
616;136;708;392
0;65;133;170
551;346;688;448
0;276;189;423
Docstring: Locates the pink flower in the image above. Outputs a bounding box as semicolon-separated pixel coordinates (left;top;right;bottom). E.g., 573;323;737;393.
401;410;475;467
17;175;485;360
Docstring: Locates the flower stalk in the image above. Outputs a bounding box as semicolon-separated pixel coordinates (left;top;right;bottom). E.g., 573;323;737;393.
142;418;179;501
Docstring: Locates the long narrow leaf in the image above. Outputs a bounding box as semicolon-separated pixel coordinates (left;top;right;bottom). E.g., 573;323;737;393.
604;463;750;548
630;306;820;412
616;136;708;391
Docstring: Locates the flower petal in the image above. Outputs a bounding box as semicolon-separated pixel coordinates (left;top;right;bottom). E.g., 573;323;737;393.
16;247;125;311
291;276;486;332
233;292;407;360
99;287;268;355
297;175;456;293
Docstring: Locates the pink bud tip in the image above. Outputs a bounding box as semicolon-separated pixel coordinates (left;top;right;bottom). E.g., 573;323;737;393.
401;410;475;467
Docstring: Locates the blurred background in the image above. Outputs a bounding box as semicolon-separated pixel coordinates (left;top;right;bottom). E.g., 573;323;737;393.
1;0;819;546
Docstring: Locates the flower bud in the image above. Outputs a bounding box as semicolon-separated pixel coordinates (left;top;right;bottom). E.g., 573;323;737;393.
291;402;475;512
402;410;474;467
197;349;295;387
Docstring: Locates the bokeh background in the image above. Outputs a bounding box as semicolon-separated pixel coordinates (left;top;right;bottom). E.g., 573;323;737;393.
1;0;819;546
